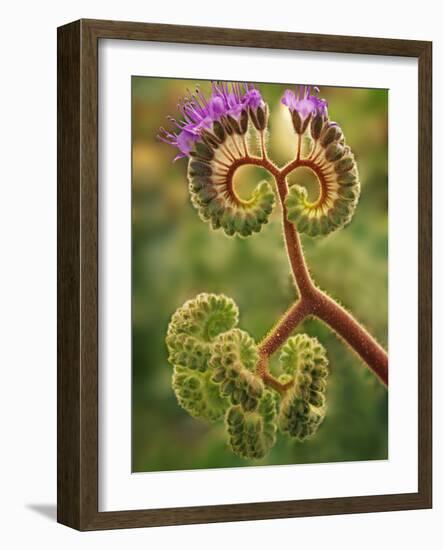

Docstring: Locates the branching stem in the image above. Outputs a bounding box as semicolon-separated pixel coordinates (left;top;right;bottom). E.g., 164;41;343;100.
231;153;388;388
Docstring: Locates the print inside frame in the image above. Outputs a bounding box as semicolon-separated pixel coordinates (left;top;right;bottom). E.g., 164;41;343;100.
58;19;432;530
132;76;389;474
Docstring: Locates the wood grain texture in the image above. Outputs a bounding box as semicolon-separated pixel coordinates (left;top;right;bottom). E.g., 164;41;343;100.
82;18;428;57
417;41;432;507
57;20;81;528
57;19;432;531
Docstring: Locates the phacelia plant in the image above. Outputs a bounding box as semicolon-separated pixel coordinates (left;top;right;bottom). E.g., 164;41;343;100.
159;82;388;460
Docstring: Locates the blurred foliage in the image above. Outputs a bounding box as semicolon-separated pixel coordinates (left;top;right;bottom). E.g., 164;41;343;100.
132;77;388;472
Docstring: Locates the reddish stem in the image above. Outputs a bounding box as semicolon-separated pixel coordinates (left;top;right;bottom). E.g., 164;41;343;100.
273;171;317;297
259;298;309;357
310;289;388;385
228;154;389;387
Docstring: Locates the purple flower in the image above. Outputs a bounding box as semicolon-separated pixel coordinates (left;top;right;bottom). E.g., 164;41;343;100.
281;85;328;122
158;82;264;160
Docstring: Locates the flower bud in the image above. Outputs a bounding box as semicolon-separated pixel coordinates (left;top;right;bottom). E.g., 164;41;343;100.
291;109;303;134
335;156;354;174
311;114;324;140
172;366;228;422
210;328;264;412
277;334;328;440
284;120;360;237
337;171;358;186
212;120;226;141
325;143;345;162
188;160;212;177
166;293;239;372
320;124;341;147
225;391;277;459
188;128;276;238
190;141;214;161
239;109;249;134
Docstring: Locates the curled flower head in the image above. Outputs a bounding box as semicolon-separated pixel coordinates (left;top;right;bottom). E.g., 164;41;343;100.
158;81;274;238
285;114;361;237
281;85;328;134
158;82;265;160
278;334;329;441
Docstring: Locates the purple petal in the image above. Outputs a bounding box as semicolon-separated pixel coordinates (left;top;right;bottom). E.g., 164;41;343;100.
281;89;296;110
281;86;328;120
244;88;263;109
160;81;266;160
175;129;199;157
207;96;226;119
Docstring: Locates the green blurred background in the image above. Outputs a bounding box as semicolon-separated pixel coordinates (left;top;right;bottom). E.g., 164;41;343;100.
132;78;388;473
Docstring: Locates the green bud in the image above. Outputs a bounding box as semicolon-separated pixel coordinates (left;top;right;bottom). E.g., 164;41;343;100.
172;366;228;422
337;171;358;186
188;142;276;238
189;160;212;177
312;364;329;379
191;141;214;161
280;334;328;377
166;293;239;374
296;214;310;233
335;156;354;174
337;186;359;201
309;390;325;408
210;328;264;412
320;123;341;147
284;115;360;237
308;217;320;237
325;142;345;162
278;334;329;440
225;391;277;459
284;140;360;237
256;106;267;130
291;109;303;134
310;114;324;140
212;120;226;141
239;109;249;134
201;130;220;148
224;115;237;135
278;385;327;441
198;185;218;204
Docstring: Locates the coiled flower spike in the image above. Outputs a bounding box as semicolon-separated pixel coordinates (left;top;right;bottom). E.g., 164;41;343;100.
166;293;239;372
226;390;277;459
278;334;329;440
282;86;361;237
166;293;239;422
210;328;264;412
172;366;228;422
158;82;388;461
158;82;275;237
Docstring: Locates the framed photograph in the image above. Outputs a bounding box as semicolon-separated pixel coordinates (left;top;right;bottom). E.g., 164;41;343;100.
57;19;432;530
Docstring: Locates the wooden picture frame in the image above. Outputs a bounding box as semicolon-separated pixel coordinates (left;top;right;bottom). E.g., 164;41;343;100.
57;18;432;530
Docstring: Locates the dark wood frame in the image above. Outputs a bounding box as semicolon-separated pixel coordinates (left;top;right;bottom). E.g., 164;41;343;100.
57;18;432;531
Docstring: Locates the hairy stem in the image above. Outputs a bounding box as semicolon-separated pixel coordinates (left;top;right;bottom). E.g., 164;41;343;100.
225;153;388;388
259;299;309;357
310;289;388;385
274;172;317;297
